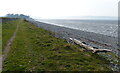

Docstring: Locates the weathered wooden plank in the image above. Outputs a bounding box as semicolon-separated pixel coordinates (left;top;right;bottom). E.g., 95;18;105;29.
69;38;112;53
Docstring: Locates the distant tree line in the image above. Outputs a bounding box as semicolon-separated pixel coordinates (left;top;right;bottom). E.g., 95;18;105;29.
6;14;33;20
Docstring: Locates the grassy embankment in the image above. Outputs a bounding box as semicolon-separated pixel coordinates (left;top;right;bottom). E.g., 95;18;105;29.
2;19;112;71
2;18;17;51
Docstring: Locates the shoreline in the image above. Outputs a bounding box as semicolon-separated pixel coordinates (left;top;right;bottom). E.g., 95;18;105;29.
29;20;118;56
3;18;114;71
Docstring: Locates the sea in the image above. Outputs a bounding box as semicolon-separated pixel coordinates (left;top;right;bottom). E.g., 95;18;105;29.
37;19;118;38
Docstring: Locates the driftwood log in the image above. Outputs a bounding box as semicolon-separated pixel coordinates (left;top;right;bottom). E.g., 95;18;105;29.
69;38;112;53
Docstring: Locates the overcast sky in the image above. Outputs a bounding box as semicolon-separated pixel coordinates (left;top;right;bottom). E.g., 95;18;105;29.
0;0;119;18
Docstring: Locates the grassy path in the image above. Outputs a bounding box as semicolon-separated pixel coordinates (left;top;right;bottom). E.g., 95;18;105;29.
2;19;111;71
1;20;19;71
2;20;17;51
2;24;19;61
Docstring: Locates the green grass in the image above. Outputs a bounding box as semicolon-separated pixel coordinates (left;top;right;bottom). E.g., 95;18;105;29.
2;19;112;71
0;18;2;55
2;19;17;51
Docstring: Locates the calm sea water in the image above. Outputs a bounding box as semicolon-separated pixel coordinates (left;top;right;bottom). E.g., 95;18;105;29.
37;19;118;37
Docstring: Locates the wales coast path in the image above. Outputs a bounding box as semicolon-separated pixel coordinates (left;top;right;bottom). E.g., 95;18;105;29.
0;24;19;71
